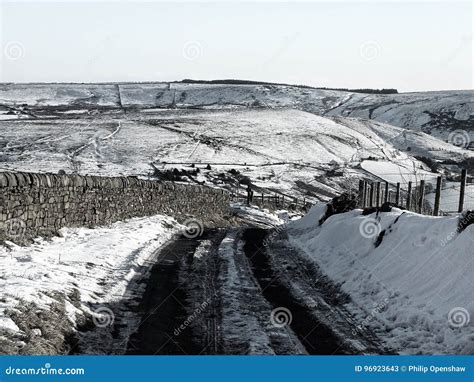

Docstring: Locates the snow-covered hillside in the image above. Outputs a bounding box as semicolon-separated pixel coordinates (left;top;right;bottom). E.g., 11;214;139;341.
287;204;474;354
1;83;472;144
1;108;470;204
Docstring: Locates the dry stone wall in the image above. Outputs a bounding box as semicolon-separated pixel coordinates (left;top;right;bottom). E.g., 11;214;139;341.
0;172;230;244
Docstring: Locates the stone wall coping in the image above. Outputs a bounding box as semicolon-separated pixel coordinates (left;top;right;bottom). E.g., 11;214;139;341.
0;171;229;196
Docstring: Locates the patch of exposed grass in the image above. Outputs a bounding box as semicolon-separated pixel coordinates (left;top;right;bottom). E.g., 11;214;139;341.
2;292;77;355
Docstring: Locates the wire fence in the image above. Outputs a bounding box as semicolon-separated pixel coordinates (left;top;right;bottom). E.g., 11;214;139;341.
229;169;472;216
230;187;312;212
358;169;472;216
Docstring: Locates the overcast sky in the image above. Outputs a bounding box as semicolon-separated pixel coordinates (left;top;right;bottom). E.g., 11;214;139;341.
0;1;472;92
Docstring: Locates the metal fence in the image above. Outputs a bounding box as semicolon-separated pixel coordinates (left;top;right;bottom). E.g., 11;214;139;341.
231;187;312;212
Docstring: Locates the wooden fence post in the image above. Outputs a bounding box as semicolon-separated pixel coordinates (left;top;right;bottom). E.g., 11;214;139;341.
376;182;381;207
365;183;370;207
433;176;442;216
359;180;365;208
418;180;425;214
458;169;467;213
406;181;412;210
395;183;401;206
384;182;389;203
369;183;375;207
261;192;264;205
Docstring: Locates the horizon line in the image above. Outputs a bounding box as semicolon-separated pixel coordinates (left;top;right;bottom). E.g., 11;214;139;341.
0;79;472;94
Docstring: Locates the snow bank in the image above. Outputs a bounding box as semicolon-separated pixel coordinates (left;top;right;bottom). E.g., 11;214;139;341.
0;215;179;336
287;205;474;354
231;203;293;228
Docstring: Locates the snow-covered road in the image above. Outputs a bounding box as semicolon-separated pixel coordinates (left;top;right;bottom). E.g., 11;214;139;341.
123;225;382;355
1;203;472;355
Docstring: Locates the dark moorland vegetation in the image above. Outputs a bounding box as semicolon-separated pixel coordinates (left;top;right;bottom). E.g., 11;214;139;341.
179;79;398;94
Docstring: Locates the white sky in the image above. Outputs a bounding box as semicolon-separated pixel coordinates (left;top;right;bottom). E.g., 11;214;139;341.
0;1;472;92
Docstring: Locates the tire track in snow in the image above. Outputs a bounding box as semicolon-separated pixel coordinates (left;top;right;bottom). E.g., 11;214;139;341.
242;228;349;355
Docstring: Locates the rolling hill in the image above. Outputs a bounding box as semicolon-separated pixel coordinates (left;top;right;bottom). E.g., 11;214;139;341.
1;82;472;146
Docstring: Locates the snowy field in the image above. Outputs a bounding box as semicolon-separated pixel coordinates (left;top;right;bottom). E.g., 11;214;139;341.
287;205;474;354
361;160;438;185
1;82;471;205
1;83;472;143
0;107;471;203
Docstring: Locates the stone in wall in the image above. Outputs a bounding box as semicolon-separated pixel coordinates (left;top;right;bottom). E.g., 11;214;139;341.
0;172;230;244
